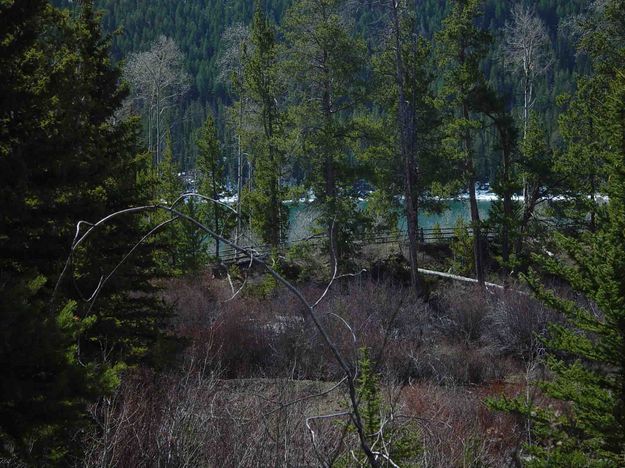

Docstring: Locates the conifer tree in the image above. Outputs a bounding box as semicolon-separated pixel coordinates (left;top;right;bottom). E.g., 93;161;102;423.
437;0;492;286
152;132;187;273
0;3;100;461
196;113;231;260
218;23;251;244
515;112;555;258
150;130;210;273
242;3;287;248
68;2;175;373
487;109;519;280
157;132;184;201
464;81;520;279
491;1;625;464
1;1;174;461
556;77;607;233
352;348;422;465
368;2;443;290
281;0;367;267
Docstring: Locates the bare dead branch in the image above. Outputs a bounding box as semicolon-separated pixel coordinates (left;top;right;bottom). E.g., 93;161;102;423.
56;200;381;466
263;377;347;418
84;217;180;316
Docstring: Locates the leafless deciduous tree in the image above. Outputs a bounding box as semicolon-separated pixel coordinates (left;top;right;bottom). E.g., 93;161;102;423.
559;0;610;46
503;4;553;140
502;4;553;210
218;24;252;244
124;36;190;166
217;24;251;90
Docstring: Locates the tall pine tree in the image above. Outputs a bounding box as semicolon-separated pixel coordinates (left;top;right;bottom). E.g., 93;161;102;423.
367;2;443;290
1;1;174;462
281;0;367;267
437;0;492;286
197;113;231;260
242;3;288;248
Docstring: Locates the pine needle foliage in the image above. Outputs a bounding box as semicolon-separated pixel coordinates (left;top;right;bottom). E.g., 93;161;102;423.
490;2;625;465
242;2;288;247
346;348;422;467
196;113;233;262
1;1;176;461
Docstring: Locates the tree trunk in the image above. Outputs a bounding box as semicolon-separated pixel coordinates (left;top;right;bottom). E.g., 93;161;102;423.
156;85;161;165
323;125;338;269
390;0;421;293
148;101;154;166
590;160;597;232
502;161;512;284
515;185;540;257
321;39;339;268
404;159;420;291
496;119;513;286
523;74;531;207
236;88;244;245
264;94;280;249
468;174;485;287
213;176;220;260
463;104;485;287
236;136;243;244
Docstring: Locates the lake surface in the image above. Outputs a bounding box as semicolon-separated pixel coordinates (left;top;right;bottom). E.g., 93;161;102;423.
287;199;494;241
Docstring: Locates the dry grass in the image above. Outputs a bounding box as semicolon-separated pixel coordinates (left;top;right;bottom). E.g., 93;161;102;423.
80;275;556;466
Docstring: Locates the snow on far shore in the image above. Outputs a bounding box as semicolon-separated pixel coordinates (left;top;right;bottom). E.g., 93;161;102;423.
187;189;608;205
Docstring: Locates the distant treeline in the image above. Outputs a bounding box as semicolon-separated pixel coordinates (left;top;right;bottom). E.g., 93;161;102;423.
52;0;586;181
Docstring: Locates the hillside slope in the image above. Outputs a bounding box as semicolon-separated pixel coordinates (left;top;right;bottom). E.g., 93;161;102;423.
53;0;587;178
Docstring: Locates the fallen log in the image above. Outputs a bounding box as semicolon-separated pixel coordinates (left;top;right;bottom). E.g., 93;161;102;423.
418;268;505;290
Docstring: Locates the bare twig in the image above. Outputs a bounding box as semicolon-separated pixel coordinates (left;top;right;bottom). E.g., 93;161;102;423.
224;271;248;303
306;411;351;444
85;218;180;316
327;313;357;346
53;205;157;307
171;192;238;215
56;201;380;466
262;377;347;418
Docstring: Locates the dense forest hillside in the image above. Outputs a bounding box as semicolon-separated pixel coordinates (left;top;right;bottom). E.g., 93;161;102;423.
54;0;587;178
55;0;584;99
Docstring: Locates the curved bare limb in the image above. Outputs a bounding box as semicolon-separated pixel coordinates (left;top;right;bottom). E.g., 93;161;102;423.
55;201;380;466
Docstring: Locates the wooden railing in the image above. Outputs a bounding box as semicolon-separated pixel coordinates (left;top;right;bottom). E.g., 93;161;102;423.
217;227;495;264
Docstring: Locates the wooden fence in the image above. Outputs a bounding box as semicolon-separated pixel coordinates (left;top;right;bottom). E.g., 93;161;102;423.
217;227;495;264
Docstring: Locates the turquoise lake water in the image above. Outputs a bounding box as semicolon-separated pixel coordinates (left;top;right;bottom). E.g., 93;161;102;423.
287;199;494;240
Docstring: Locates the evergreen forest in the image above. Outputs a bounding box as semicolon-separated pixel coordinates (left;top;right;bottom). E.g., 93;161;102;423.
3;0;625;466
